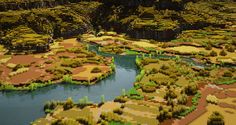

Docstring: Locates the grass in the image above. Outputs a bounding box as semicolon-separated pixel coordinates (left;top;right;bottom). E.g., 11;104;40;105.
132;41;156;48
168;46;203;53
72;65;110;81
0;56;11;64
9;67;29;77
190;104;236;125
125;50;140;55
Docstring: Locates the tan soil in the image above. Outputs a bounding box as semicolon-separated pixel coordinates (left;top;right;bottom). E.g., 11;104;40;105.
9;67;42;85
8;55;40;65
218;102;236;110
173;83;236;125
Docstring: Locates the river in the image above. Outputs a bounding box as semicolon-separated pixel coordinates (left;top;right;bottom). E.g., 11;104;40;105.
0;45;138;125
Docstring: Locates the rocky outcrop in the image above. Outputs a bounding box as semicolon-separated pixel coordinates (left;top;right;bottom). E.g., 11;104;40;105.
128;28;181;41
0;0;80;11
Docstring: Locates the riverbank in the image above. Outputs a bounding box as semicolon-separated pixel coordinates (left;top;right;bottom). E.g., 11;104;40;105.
0;38;114;91
32;57;236;125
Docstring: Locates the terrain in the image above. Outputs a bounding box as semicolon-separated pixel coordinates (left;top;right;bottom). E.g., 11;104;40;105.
0;0;235;125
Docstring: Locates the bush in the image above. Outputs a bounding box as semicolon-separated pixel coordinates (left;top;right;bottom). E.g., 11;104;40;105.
141;85;156;93
223;71;233;77
172;105;187;118
192;92;201;105
160;64;169;70
226;46;235;52
164;89;177;100
177;94;188;105
210;51;217;57
198;70;210;77
45;60;53;64
114;96;128;103
207;111;225;125
63;97;74;110
61;59;82;68
206;95;218;104
91;67;102;73
184;83;198;95
44;101;58;113
113;108;123;115
12;64;24;71
205;45;212;50
219;50;227;56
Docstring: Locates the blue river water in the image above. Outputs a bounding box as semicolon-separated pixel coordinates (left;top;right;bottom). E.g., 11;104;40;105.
0;45;138;125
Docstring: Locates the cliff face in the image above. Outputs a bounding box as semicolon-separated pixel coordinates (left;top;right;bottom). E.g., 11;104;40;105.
0;0;83;12
0;0;235;43
92;0;235;41
0;2;101;38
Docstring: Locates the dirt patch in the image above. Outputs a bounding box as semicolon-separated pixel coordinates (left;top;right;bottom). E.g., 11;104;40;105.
8;55;40;65
225;110;234;114
173;86;219;125
72;67;86;74
160;119;174;125
59;43;74;48
9;68;42;85
56;52;77;58
218;102;236;110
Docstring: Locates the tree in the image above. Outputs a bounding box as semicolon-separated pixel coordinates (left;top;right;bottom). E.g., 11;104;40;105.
207;111;225;125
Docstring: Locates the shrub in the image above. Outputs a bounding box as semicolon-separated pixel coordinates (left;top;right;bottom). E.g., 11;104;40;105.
177;94;188;105
101;95;105;103
141;85;156;93
44;101;58;113
114;96;128;103
6;63;16;69
12;64;24;71
206;95;218;104
223;71;233;77
45;60;53;64
63;97;74;110
184;83;198;95
160;64;169;70
172;105;187;118
128;88;140;96
207;111;224;125
9;67;29;77
205;45;212;50
198;70;210;77
113;108;123;115
226;46;235;52
61;59;82;68
219;50;227;56
91;67;102;73
210;51;217;57
164;89;177;100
